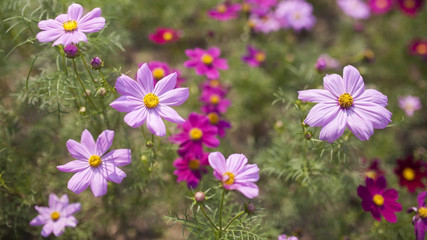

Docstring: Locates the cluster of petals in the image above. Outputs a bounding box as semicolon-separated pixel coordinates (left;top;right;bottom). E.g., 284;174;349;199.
209;152;260;199
337;0;371;19
173;152;209;189
30;194;81;237
275;0;316;31
363;158;384;181
148;27;180;44
357;176;402;222
184;47;229;79
368;0;393;14
36;3;105;46
407;191;427;240
137;61;185;87
57;129;131;197
397;0;424;16
394;155;427;193
207;2;242;21
110;63;189;136
298;65;392;143
242;45;267;67
398;95;422;116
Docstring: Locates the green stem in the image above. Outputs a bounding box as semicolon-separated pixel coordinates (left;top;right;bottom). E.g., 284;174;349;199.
219;189;226;238
72;59;99;111
99;70;117;97
80;54;96;83
141;127;148;140
200;204;218;231
223;211;245;232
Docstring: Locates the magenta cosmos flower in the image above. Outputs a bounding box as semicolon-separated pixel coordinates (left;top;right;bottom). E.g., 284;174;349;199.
184;47;229;79
173;152;209;189
242;46;266;67
36;3;105;46
110;63;189;136
30;194;81;237
209;152;260;199
275;0;316;31
338;0;371;19
408;192;427;240
409;39;427;57
170;112;220;156
208;2;242;21
397;0;424;16
394;155;427;193
148;27;180;44
298;65;392;143
357;176;402;222
57;129;131;197
399;95;421;116
200;88;231;114
206;112;231;138
369;0;394;14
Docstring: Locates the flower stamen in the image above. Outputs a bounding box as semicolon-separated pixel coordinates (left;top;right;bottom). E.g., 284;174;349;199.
162;32;173;41
189;128;203;141
402;167;416;181
217;4;227;13
338;93;353;109
188;159;200;170
201;54;214;65
209;94;221;105
208;112;219;125
143;93;159;108
152;68;165;80
419;207;427;218
372;194;384;206
255;52;266;62
51;211;60;221
89;155;102;167
63;20;78;32
223;172;235;185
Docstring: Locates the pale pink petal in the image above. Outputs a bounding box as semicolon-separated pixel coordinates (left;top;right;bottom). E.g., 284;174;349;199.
41;222;54;237
124;107;148;128
67;3;83;21
48;194;59;208
68;31;87;44
235;164;260;182
323;74;344;98
304;103;340;127
298;89;336;103
346;109;374;141
153;73;177;96
156;105;185;123
53;221;65;236
235;182;259;199
100;162;126;183
55;14;68;23
79;8;101;23
343;65;365;98
57;160;88;173
52;32;75;46
38;19;62;30
319;109;347;143
136;64;154;93
354;103;392;129
356;89;388;107
158;88;189;106
78;17;105;33
64;216;78;227
208;152;227;175
62;203;81;216
90;170;108;197
115;74;145;98
81;129;96;155
213;59;228;70
36;30;63;43
110;96;144;112
67;168;93;194
30;215;48;226
66;139;91;160
102;149;132;166
146;110;166;136
226;154;248;173
96;130;114;156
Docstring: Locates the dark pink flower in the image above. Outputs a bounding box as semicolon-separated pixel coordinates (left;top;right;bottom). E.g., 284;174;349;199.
242;46;266;67
394;155;427;193
369;0;394;14
184;47;229;79
206;112;231;138
409;39;427;57
173;152;209;189
148;27;180;44
208;2;242;21
397;0;424;16
200;88;231;114
407;191;427;240
137;61;186;88
363;158;385;181
357;176;402;222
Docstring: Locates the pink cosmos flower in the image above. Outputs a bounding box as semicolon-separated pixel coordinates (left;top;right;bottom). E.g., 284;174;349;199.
148;27;180;44
173;152;209;189
278;235;299;240
201;79;228;96
244;0;278;16
57;129;131;197
409;39;427;57
407;191;427;240
397;0;424;16
338;0;371;19
206;112;232;138
242;46;266;67
369;0;394;14
315;54;340;72
209;152;260;199
110;63;189;136
36;3;105;46
249;12;282;33
30;194;80;237
170;112;220;156
357;176;402;223
275;0;316;31
298;65;392;143
184;47;229;79
399;95;422;116
208;2;242;21
200;88;231;114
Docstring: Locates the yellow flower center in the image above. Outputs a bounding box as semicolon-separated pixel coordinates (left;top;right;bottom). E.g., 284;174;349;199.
189;128;203;141
338;93;353;109
255;52;266;62
51;211;60;221
242;2;251;12
403;167;416;181
188;159;201;170
248;20;256;28
376;0;388;8
162;32;173;41
209;79;220;87
372;194;384;206
208;112;219;125
416;44;427;55
143;93;159;108
152;68;165;80
63;20;78;32
89;155;102;167
223;172;235;185
404;0;415;8
217;4;227;13
293;12;302;20
201;54;214;65
365;170;377;179
209;94;221;105
419;207;427;218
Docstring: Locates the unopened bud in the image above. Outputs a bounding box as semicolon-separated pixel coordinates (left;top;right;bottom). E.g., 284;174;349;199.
146;141;154;148
194;192;205;202
245;203;256;214
64;44;79;58
97;87;107;96
79;106;86;113
305;131;312;140
90;57;104;70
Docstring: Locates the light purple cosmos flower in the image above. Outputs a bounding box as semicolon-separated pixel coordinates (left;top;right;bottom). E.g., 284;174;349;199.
30;194;81;237
338;0;371;19
184;47;229;79
173;152;209;189
36;3;105;46
207;2;242;21
357;176;402;223
209;152;260;199
278;235;299;240
408;191;427;240
244;0;278;16
249;12;282;33
298;65;392;143
110;63;189;136
399;95;421;117
57;129;131;197
242;45;266;67
275;0;316;31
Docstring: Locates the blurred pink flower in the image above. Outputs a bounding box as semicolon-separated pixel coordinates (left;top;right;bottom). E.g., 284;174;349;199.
409;39;427;57
208;2;242;21
173;152;209;189
397;0;424;16
206;112;231;138
369;0;394;14
242;45;267;67
399;95;421;116
276;0;316;31
148;27;180;44
249;12;281;33
184;47;229;79
200;87;231;114
338;0;371;19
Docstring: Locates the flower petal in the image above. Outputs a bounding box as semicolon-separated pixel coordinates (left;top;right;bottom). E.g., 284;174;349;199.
298;89;336;103
30;215;48;226
67;168;93;194
304;103;340;127
207;47;221;58
48;193;59;208
38;19;62;30
36;30;63;43
64;216;78;227
67;3;83;21
343;65;365;98
66;139;91;160
55;14;68;23
156;104;185;124
319;109;347;143
100;163;126;183
41;222;54;237
208;152;227;175
146;110;166;137
226;154;248;173
136;63;154;93
78;17;105;33
79;8;101;24
115;74;145;98
96;130;114;156
235;182;259;199
346;109;374;141
323;74;344;98
124;107;148;128
158;88;189;106
53;220;65;237
236;164;260;182
81;129;96;155
213;59;228;70
102;149;132;166
418;192;427;207
63;203;81;216
57;160;88;173
356;89;388;107
90;170;108;197
354;103;391;129
379;207;397;223
153;72;177;96
110;96;144;112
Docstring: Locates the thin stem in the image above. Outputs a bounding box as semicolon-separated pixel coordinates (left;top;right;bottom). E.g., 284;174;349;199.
141;127;148;141
219;189;226;238
98;70;117;97
223;211;245;232
200;204;218;231
72;59;99;111
80;54;96;83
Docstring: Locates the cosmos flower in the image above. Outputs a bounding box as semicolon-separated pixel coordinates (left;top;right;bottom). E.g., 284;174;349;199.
249;11;282;33
407;191;427;240
148;27;180;44
278;235;299;240
110;63;189;136
364;158;385;181
209;152;260;199
36;3;105;46
397;0;424;16
357;176;402;222
242;45;266;67
207;2;242;21
170;112;220;156
30;194;80;237
369;0;394;14
394;155;427;193
206;112;231;138
200;88;231;114
409;39;427;58
184;47;229;79
57;129;131;197
337;0;371;19
137;61;186;88
244;0;278;16
399;95;422;117
173;152;209;189
275;0;316;31
298;65;392;143
315;54;340;72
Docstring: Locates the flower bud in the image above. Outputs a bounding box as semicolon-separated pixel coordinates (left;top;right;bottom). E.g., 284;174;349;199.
315;58;327;72
194;192;205;202
245;203;256;214
305;131;312;140
90;57;104;70
146;141;154;148
64;44;79;58
97;87;107;96
79;106;86;114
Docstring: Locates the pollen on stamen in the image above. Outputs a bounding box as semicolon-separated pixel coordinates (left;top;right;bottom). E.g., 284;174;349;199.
419;207;427;218
51;211;60;221
402;167;415;181
255;52;266;62
217;4;227;13
152;68;165;80
223;172;235;185
338;93;353;109
208;112;219;125
209;94;221;105
63;20;78;32
143;93;159;108
189;128;203;141
162;32;173;41
188;159;201;170
201;54;214;65
89;155;102;167
372;194;384;206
